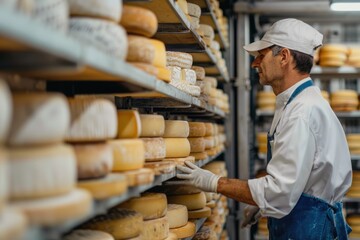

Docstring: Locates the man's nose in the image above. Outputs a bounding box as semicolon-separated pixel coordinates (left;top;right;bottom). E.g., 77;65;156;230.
251;57;261;68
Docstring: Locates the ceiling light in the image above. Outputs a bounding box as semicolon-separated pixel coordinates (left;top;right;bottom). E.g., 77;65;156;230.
330;0;360;11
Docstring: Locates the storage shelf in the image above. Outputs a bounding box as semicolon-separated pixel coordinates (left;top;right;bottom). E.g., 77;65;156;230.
343;197;360;202
311;66;360;79
25;151;224;240
257;109;360;119
0;8;226;118
352;155;360;161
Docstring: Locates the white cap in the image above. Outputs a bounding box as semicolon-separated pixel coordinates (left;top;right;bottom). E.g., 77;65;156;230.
243;18;323;57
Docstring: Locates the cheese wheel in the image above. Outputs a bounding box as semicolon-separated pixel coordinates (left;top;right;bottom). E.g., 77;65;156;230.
163;120;189;138
32;0;68;32
155;184;202;196
9;144;76;200
121;5;158;37
167;66;182;83
187;3;201;18
66;98;117;142
11;189;91;226
69;18;128;59
68;0;121;22
190;152;208;160
130;62;159;77
189;122;206;137
108;139;145;171
176;0;188;15
117;110;141;139
189;15;200;30
204;136;215;149
167;204;188;228
188;137;205;153
170;222;196;238
347;134;360;142
191;66;205;80
320;59;345;67
205;192;214;202
165;232;178;240
203;77;217;88
7;93;69;147
156;67;171;82
181;69;197;85
140;114;165;137
165;156;195;165
320;44;348;54
124;168;154;186
118;192;167;220
142;137;166;161
199;24;214;39
193;226;211;240
0;80;12;144
144;161;176;175
73;142;113;179
81;208;143;239
204;123;214;137
127;36;166;68
77;173;127;200
164;138;191;158
166;51;193;69
64;230;115;240
0;150;8;212
319;53;347;62
142;216;169;240
0;208;27;240
188;206;211;219
167;192;206;210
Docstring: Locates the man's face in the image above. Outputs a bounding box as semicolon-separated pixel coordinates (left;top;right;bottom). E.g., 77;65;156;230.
251;47;282;86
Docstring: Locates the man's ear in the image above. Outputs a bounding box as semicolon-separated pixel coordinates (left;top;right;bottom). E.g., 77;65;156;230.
280;48;292;66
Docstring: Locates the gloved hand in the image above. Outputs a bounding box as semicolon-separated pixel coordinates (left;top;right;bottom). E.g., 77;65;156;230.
241;205;261;228
176;161;221;192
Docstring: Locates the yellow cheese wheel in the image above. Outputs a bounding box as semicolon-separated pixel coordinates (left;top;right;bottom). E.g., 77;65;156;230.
164;120;190;138
188;137;206;152
121;5;158;37
167;192;206;210
140;114;165;137
109;139;145;171
156;67;171;82
320;44;348;54
190;152;208;161
204;123;214;136
117;110;141;138
167;204;188;228
63;230;115;240
123;168;155;187
0;80;12;144
130;62;159;77
164;138;191;158
144;161;176;175
188;206;211;219
188;122;206;137
165;156;195;165
170;221;196;238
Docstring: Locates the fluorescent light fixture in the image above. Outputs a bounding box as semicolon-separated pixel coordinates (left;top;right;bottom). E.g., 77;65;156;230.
330;0;360;11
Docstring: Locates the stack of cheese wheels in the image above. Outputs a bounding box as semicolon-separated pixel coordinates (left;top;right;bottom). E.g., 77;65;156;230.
257;91;276;111
167;204;189;239
167;51;201;97
196;75;212;103
347;171;360;198
121;5;172;83
117;192;170;239
188;122;208;161
65;97;127;200
321;90;330;103
204;194;228;238
198;24;215;48
0;80;28;239
218;124;227;152
204;77;219;107
257;217;269;237
319;44;348;67
347;214;360;239
31;0;68;32
110;112;154;187
257;132;267;156
346;134;360;155
187;3;201;30
204;123;218;157
7;93;92;227
347;47;360;67
331;90;358;112
63;230;115;240
80;208;143;239
68;0;128;59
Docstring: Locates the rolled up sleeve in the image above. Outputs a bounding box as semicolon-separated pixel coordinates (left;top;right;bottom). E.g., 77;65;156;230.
248;116;316;218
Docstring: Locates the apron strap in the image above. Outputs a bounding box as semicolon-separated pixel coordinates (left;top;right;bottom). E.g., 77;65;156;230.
328;202;351;240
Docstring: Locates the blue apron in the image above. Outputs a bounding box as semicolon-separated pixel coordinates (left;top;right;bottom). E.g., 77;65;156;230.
266;80;351;240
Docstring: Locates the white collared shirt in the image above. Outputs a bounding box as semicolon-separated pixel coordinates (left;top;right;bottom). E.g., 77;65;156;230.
248;77;352;218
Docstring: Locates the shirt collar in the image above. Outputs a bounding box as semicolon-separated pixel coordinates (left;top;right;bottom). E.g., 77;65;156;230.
275;77;312;108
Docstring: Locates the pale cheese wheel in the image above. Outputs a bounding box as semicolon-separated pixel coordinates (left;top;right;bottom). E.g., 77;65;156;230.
170;221;196;238
140;114;165;137
191;66;205;80
164;138;190;158
181;69;197;85
66;98;117;142
121;5;158;37
123;168;154;187
167;192;206;210
204;123;214;137
190;152;208;160
188;206;211;219
202;36;212;47
203;77;217;88
142;137;166;161
167;204;188;228
211;40;220;51
69;18;128;59
7;93;69;147
167;66;182;83
206;201;216;209
144;161;176;175
199;24;214;39
32;0;68;32
74;142;113;180
127;36;166;68
117;110;141;139
68;0;121;22
186;85;200;97
108;139;145;171
188;137;205;153
11;189;91;226
0;208;27;240
176;0;188;15
142;216;169;240
9;144;76;200
77;173;127;200
118;192;167;220
188;15;200;30
64;230;115;240
163;120;189;138
166;51;193;69
187;3;201;18
189;122;206;137
0;150;8;212
0;80;12;144
204;136;215;149
81;208;143;239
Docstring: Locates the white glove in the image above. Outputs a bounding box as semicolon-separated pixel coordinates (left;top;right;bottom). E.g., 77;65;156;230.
241;205;261;228
176;161;221;192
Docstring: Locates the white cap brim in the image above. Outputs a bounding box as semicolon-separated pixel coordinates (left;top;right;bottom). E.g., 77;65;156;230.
243;40;274;57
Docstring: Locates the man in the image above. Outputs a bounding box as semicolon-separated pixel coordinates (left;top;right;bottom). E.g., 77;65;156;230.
177;18;352;239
